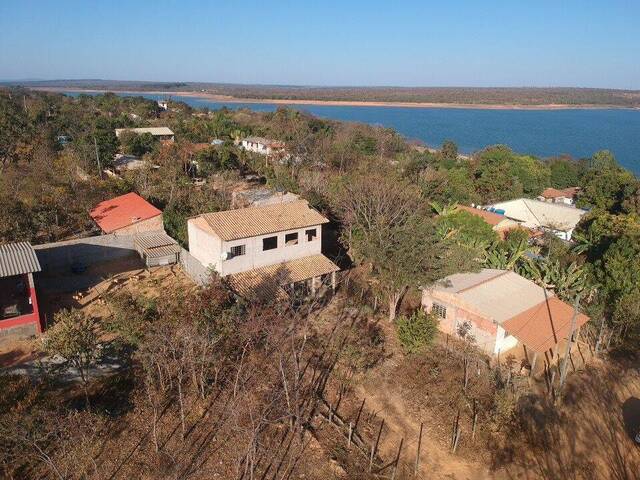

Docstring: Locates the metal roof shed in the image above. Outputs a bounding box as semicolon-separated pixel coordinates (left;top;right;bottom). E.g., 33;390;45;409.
134;232;180;267
0;242;42;278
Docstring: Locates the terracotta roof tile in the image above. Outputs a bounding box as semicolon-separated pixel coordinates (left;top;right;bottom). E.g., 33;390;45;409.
457;205;507;227
502;296;589;353
90;192;162;233
197;200;328;241
227;254;339;300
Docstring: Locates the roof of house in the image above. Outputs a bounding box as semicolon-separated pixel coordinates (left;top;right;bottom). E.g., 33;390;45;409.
488;198;586;232
242;137;285;148
430;268;589;353
192;200;329;241
232;188;300;208
134;232;180;258
0;242;41;278
90;192;162;233
456;205;518;228
502;296;589;353
115;127;174;137
227;254;339;301
433;269;550;324
540;187;579;199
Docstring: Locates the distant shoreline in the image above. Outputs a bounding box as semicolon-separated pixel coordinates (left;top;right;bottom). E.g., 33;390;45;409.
31;87;640;111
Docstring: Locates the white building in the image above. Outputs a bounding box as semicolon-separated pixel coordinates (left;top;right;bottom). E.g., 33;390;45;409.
187;200;339;299
487;198;587;241
537;187;580;206
115;127;175;143
158;101;169;111
240;137;286;156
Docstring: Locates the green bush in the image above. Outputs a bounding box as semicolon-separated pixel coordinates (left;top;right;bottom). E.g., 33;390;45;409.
396;309;439;354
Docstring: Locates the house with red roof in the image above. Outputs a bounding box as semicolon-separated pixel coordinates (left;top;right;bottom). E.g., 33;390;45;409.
422;269;589;365
537;187;580;206
90;192;164;235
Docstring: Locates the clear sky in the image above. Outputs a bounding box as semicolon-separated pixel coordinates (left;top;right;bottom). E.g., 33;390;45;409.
1;0;638;89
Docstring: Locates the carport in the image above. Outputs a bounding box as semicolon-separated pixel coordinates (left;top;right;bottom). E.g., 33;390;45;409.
134;232;180;268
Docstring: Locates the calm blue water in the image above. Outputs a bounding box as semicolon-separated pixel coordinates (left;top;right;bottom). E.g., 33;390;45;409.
66;91;640;175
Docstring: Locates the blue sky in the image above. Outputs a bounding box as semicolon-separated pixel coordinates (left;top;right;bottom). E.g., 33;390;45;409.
1;0;638;88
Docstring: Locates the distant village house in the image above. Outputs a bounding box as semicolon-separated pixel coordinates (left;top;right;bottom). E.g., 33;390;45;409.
487;198;587;241
115;127;175;143
0;242;42;339
537;187;580;206
90;192;164;236
240;137;286;156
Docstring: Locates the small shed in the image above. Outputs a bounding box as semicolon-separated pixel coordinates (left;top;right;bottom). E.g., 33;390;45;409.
0;242;42;338
134;232;180;267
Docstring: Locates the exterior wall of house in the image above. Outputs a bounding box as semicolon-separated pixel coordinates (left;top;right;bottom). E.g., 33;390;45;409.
422;290;499;355
0;273;41;338
241;140;281;155
493;325;519;354
187;220;223;273
220;225;322;276
112;215;164;236
187;221;323;277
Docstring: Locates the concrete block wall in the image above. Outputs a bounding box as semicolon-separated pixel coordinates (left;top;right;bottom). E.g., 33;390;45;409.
179;247;211;286
34;235;137;271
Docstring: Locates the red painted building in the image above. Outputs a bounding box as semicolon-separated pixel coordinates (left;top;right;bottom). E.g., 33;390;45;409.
0;242;42;339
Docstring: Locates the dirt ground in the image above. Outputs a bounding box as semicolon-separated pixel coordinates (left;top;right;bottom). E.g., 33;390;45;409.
327;306;640;480
0;262;195;369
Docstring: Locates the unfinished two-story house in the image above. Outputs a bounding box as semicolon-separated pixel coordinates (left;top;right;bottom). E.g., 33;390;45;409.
187;200;339;300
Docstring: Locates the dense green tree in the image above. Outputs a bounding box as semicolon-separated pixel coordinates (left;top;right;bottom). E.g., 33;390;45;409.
577;150;636;211
333;172;477;321
547;156;583;188
436;209;498;246
119;131;156;157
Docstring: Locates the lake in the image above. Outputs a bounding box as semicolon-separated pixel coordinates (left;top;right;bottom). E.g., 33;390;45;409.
66;91;640;175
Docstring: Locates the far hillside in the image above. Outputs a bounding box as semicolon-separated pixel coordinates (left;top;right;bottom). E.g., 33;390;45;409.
8;80;640;107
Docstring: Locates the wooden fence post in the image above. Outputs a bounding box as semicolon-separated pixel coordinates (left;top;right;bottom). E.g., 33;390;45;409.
414;422;424;475
369;419;384;472
391;438;403;480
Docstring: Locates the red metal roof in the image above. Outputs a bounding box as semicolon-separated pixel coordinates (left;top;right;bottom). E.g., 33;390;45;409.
90;192;162;233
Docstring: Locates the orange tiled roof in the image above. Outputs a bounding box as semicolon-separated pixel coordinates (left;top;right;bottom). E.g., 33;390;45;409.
227;254;339;301
196;200;329;241
456;205;507;227
90;192;161;233
541;187;579;199
502;296;589;353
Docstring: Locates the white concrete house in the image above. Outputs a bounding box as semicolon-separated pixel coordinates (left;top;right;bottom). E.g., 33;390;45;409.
187;200;339;299
240;137;286;156
487;198;587;241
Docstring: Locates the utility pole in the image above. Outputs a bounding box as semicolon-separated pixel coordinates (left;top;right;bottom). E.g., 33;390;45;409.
93;136;102;178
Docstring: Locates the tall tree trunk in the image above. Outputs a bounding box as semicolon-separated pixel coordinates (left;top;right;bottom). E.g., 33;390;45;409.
388;287;407;322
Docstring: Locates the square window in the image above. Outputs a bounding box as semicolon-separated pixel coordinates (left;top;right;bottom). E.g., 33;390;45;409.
305;228;317;242
432;302;447;319
263;236;278;251
285;232;299;246
230;244;245;257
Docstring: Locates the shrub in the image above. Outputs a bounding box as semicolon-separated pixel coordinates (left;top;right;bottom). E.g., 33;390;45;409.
396;309;439;354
